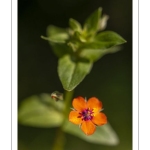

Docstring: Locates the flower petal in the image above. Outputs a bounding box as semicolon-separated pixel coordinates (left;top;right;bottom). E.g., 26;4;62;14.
92;112;107;126
72;96;87;111
69;111;82;125
81;120;96;135
87;97;102;113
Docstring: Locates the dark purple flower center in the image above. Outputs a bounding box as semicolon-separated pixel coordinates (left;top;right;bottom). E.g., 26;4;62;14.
78;108;94;121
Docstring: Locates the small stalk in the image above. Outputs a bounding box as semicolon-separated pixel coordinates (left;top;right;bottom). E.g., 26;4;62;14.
52;90;74;150
51;127;65;150
63;90;74;118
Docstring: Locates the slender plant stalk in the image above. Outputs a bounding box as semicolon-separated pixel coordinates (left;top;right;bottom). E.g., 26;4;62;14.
63;90;74;118
51;127;65;150
51;90;74;150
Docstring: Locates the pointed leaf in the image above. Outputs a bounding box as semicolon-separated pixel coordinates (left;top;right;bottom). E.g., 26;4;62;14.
80;31;126;50
95;31;127;46
74;31;87;42
44;25;73;57
63;121;119;145
83;7;102;34
18;94;64;127
46;25;69;43
79;46;121;62
49;42;73;58
69;18;82;32
58;55;93;91
80;42;117;50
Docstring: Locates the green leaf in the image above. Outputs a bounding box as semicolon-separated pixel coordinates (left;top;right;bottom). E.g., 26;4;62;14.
80;31;126;50
83;7;102;34
44;25;73;58
74;31;87;42
79;46;121;62
58;55;93;91
95;31;127;46
49;42;73;58
46;25;69;43
63;121;119;145
80;42;116;50
40;93;64;111
69;18;82;32
18;94;64;128
67;42;79;52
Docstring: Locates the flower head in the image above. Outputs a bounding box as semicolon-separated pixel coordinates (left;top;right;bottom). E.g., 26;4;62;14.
69;97;107;135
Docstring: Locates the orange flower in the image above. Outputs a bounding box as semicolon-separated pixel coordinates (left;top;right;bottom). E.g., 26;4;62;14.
69;97;107;135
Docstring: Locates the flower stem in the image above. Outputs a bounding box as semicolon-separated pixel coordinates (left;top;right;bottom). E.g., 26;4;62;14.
51;127;65;150
52;90;74;150
63;90;74;118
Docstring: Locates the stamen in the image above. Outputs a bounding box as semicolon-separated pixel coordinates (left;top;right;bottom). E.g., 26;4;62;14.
80;108;94;121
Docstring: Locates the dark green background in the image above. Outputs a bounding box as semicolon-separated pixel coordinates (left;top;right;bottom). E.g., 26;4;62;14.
18;0;132;149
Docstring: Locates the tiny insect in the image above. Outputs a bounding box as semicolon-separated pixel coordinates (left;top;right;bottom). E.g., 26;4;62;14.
51;91;63;101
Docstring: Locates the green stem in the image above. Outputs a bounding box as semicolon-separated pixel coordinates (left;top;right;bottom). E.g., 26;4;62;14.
51;127;65;150
63;90;74;118
52;90;74;150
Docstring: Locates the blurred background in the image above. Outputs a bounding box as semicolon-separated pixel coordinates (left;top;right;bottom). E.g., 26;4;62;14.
18;0;132;150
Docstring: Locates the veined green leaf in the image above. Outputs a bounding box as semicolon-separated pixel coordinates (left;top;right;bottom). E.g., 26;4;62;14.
63;121;119;145
58;55;93;91
18;94;64;128
95;31;127;45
